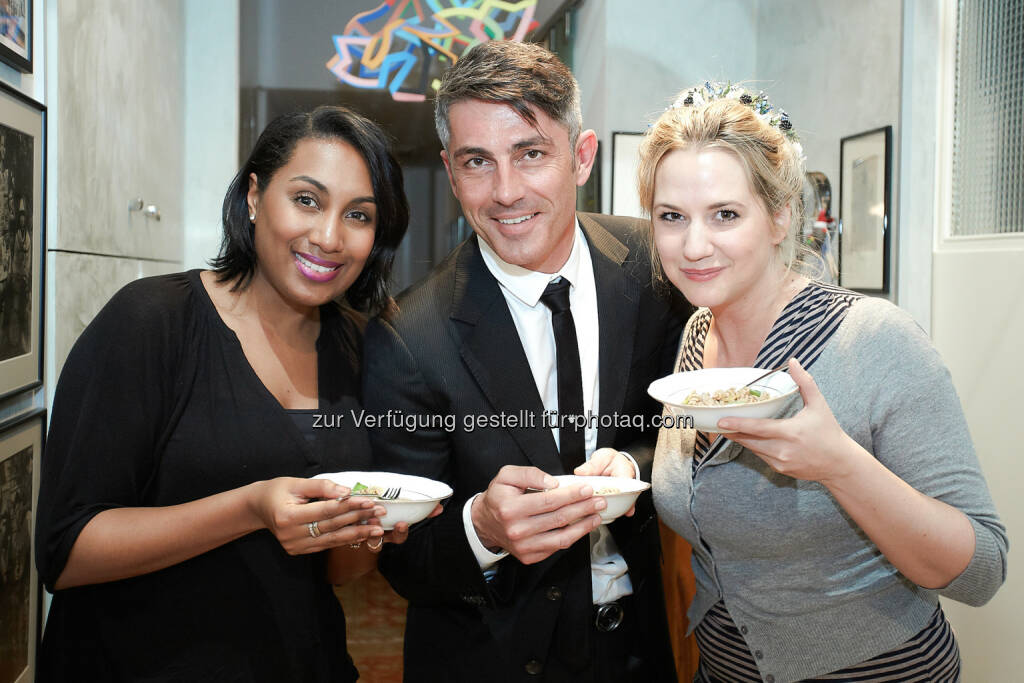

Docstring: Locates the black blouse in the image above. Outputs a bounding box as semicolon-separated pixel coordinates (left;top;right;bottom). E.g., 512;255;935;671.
35;270;370;682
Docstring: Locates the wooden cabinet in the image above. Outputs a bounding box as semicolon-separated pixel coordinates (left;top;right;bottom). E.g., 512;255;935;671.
660;522;700;680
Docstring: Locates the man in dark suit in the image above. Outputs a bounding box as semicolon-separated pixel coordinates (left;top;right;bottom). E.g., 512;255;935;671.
363;40;687;682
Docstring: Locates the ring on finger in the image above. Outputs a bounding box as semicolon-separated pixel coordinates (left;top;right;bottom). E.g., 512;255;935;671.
349;541;362;549
367;536;383;551
308;521;321;538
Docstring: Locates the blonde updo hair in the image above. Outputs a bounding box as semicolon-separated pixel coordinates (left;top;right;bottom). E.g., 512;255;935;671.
637;88;813;285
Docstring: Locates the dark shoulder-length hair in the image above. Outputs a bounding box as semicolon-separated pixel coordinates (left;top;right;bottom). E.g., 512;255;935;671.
211;105;409;315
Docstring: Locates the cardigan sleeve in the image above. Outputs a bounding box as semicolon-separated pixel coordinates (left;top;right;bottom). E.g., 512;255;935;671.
849;299;1008;606
35;275;187;591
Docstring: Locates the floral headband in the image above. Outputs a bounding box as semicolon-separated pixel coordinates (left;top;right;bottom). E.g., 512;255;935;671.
671;81;804;160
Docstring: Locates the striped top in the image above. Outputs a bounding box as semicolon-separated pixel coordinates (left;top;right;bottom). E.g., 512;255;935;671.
683;281;861;469
694;602;960;682
680;281;961;682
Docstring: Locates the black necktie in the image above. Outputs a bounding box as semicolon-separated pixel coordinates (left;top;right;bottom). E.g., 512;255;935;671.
540;277;586;473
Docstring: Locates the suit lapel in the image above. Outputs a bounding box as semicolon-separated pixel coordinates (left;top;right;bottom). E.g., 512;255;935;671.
450;238;563;474
579;214;640;447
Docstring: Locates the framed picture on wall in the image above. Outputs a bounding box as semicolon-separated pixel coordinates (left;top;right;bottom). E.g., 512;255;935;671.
0;408;44;683
838;126;892;294
0;0;30;73
0;82;44;400
610;131;644;218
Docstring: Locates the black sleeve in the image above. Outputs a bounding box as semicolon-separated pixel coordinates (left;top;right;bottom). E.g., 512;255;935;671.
634;300;687;481
35;277;185;591
362;315;492;607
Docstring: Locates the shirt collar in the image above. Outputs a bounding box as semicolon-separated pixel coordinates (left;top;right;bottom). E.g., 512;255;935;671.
478;217;586;307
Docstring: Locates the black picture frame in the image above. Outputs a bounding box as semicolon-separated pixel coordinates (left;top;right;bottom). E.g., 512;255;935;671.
0;81;45;400
0;407;44;683
838;126;892;294
0;0;31;73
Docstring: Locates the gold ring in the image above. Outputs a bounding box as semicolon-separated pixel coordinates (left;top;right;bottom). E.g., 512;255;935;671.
367;536;383;551
308;521;321;538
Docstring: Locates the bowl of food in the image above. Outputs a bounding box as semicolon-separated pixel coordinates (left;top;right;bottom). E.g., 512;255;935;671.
313;471;453;530
647;367;799;432
552;475;650;524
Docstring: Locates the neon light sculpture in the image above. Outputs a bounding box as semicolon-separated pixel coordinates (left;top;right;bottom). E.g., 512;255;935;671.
327;0;539;102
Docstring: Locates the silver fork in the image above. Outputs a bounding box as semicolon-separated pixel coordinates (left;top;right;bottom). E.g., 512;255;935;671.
380;487;401;500
742;363;789;389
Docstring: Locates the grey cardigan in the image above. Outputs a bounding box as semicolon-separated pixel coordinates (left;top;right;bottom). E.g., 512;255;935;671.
653;296;1008;683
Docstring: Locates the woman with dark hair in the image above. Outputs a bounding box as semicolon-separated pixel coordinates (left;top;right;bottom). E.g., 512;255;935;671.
35;105;417;682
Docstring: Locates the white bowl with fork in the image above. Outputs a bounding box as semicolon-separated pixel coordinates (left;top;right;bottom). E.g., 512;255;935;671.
313;471;452;530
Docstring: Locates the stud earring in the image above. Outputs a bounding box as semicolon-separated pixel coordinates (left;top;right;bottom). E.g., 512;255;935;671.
249;212;256;222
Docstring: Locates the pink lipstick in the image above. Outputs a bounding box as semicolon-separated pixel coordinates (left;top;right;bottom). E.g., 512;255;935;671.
294;252;342;282
683;267;723;282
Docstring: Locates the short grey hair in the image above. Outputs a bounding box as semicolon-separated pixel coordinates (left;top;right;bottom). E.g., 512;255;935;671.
434;40;582;151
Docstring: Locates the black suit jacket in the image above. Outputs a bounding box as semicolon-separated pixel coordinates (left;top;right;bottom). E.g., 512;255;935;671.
363;213;687;682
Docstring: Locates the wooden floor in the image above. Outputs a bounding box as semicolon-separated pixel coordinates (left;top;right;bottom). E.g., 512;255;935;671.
335;569;407;682
335;537;699;682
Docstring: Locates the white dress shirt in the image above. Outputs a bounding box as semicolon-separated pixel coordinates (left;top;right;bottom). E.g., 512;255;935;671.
460;219;634;604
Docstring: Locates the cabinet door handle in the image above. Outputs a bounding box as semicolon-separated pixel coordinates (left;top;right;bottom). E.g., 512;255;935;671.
128;198;161;221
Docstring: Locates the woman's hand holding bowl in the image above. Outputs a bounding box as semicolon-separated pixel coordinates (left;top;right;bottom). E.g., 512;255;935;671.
250;476;385;555
372;502;443;552
716;358;870;485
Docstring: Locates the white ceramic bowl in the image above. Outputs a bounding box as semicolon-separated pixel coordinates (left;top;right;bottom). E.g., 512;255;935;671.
647;367;799;432
553;475;650;524
313;471;452;530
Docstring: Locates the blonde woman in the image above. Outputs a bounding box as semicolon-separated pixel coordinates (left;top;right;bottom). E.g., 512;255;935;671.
640;83;1007;682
